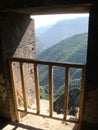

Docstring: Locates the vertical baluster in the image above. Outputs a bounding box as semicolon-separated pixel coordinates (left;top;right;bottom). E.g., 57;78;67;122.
20;62;28;111
78;68;86;130
9;61;20;121
63;67;70;120
49;65;53;117
34;63;40;114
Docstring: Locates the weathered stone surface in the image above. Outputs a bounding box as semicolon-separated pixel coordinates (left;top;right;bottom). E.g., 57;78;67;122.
0;13;36;120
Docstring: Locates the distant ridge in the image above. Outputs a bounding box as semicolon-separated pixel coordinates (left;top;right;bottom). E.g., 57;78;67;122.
36;17;88;49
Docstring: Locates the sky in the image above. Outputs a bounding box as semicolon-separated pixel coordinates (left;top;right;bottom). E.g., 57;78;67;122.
30;13;89;29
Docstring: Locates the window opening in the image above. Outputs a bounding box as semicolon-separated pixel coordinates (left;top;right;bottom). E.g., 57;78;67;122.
30;13;89;121
9;13;89;129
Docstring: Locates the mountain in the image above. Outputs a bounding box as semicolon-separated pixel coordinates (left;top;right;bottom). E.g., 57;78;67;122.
35;37;47;54
37;33;88;90
36;25;52;35
35;25;53;53
37;33;88;63
36;17;88;49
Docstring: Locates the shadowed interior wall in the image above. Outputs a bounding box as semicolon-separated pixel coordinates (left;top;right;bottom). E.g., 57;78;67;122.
0;13;36;120
81;5;98;130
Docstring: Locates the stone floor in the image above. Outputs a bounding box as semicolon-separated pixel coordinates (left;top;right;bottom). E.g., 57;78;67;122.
1;114;78;130
1;99;78;130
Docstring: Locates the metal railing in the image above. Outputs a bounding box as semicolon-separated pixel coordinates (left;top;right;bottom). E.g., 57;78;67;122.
9;57;86;124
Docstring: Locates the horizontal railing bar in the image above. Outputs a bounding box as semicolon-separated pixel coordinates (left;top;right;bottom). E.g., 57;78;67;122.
17;108;79;123
9;57;86;69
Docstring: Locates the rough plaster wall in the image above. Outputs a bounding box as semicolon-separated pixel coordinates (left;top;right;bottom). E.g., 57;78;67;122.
0;13;36;120
0;74;8;117
83;88;98;123
81;5;98;130
0;74;7;102
0;35;7;117
13;18;36;108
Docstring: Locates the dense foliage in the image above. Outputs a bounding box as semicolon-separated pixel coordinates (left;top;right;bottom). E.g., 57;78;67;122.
37;33;88;92
37;32;88;116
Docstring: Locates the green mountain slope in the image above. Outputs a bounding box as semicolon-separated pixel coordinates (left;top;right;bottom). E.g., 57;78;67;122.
37;33;87;63
37;33;88;90
36;17;88;48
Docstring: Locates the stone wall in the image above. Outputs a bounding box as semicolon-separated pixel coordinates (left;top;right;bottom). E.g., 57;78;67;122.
81;5;98;130
0;13;36;120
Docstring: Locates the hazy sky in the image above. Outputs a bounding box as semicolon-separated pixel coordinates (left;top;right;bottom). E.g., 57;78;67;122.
31;13;89;29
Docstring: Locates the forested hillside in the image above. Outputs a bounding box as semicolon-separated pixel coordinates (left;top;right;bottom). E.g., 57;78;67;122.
37;33;87;63
37;33;88;92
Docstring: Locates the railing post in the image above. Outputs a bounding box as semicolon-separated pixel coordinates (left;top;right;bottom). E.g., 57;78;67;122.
63;67;70;120
34;63;40;114
20;62;28;111
49;65;53;117
9;61;20;121
78;68;86;130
